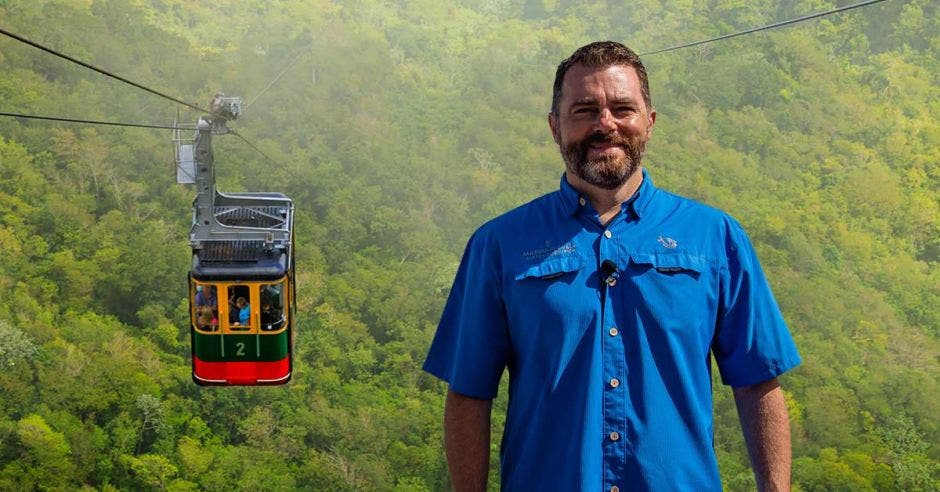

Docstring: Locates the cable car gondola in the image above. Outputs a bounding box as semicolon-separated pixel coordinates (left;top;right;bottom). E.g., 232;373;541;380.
177;96;295;385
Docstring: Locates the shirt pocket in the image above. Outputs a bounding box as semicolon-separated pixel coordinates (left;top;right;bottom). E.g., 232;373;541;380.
510;255;586;321
625;253;716;335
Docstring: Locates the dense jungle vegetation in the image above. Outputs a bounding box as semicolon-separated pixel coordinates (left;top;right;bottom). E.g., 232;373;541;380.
0;0;937;490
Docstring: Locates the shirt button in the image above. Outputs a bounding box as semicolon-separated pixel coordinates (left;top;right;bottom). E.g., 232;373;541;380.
578;197;586;206
604;230;612;238
609;327;618;336
610;378;620;388
609;431;620;441
611;487;620;492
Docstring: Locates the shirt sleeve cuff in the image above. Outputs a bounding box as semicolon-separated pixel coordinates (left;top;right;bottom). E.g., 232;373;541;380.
720;353;802;388
422;358;500;399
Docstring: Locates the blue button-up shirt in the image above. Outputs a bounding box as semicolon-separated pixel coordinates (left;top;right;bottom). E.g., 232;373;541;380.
424;169;801;491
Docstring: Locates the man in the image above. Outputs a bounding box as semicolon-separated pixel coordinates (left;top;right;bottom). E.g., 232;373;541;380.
195;285;218;310
423;41;801;491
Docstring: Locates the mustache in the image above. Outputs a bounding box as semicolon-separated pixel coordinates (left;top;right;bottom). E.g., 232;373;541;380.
583;132;630;147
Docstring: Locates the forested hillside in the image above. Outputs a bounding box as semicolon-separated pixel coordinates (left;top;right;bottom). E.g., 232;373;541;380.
0;0;937;490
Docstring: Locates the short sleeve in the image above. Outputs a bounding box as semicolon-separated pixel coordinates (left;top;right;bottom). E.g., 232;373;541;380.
713;220;801;387
423;229;510;399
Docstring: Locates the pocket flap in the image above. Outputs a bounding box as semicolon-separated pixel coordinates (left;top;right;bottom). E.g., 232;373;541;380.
630;253;707;273
515;256;585;280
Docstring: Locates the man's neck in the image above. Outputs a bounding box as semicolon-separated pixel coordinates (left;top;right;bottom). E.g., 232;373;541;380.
566;167;643;225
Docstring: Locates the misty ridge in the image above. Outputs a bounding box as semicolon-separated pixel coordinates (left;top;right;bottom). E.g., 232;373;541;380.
0;0;937;490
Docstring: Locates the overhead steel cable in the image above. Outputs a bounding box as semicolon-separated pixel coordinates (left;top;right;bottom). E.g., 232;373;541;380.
0;111;178;130
640;0;891;56
229;129;308;185
0;26;212;114
229;130;280;166
245;48;307;109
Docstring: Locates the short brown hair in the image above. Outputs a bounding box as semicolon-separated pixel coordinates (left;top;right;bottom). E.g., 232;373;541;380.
551;41;651;116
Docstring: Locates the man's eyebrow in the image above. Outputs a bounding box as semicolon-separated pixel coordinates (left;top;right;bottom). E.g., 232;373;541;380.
609;96;639;105
570;97;598;106
569;96;640;107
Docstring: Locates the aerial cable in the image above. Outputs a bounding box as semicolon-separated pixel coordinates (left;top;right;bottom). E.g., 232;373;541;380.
228;129;307;184
0;112;294;179
0;26;212;114
640;0;891;56
229;130;280;166
0;111;178;130
244;48;307;109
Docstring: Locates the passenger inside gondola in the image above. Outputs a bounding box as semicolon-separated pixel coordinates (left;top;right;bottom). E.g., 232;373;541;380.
196;309;217;331
227;285;251;330
261;284;281;307
235;296;250;326
195;285;216;306
194;285;219;331
261;302;277;330
260;283;284;330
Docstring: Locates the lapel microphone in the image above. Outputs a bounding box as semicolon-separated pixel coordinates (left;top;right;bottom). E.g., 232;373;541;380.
601;259;619;287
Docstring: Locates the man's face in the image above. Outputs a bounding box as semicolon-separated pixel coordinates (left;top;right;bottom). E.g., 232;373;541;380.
549;64;656;190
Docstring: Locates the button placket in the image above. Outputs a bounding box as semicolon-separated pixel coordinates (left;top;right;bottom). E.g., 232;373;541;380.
599;222;626;485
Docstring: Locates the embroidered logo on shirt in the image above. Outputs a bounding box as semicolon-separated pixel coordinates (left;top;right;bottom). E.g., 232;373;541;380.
657;235;678;249
523;241;577;261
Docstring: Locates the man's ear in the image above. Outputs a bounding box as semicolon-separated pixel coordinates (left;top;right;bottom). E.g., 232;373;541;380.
645;108;656;139
548;112;561;145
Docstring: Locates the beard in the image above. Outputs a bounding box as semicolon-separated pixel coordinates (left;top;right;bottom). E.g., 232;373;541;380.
561;131;646;190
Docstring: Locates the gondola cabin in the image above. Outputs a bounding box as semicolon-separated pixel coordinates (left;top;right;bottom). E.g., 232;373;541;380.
179;105;295;385
188;197;295;386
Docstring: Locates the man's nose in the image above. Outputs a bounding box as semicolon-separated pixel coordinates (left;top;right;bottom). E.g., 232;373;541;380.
595;108;617;132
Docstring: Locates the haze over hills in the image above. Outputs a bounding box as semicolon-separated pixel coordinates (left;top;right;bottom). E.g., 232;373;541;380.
0;0;937;490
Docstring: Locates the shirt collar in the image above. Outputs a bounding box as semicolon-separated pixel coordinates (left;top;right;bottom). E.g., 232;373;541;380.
559;168;657;220
631;168;656;219
558;173;584;217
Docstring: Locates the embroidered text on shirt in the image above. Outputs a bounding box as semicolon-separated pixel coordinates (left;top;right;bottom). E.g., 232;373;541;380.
523;241;577;261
